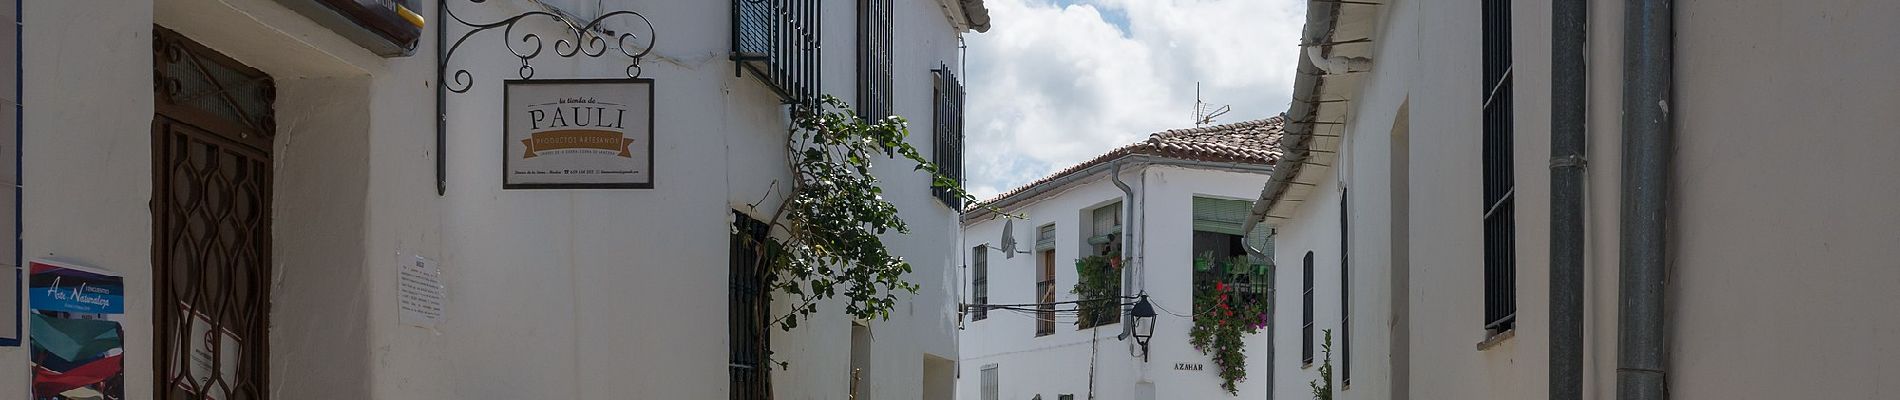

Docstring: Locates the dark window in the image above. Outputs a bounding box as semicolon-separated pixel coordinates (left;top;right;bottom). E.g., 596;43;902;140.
730;211;773;400
1036;249;1056;336
857;0;894;121
1480;0;1518;333
1192;231;1267;324
932;66;966;208
1302;251;1315;364
732;0;823;104
972;245;989;321
1340;190;1351;384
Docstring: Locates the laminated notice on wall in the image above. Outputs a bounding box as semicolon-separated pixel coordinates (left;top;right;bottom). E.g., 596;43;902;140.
397;252;445;329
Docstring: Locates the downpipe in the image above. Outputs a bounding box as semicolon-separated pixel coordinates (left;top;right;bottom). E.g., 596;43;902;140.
1550;0;1589;399
1112;161;1138;342
1618;0;1673;398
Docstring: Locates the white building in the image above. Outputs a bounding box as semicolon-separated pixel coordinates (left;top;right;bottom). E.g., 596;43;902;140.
0;0;987;399
958;118;1281;400
1253;1;1900;399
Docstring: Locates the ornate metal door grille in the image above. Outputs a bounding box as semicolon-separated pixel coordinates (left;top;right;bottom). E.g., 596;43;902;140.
152;27;274;400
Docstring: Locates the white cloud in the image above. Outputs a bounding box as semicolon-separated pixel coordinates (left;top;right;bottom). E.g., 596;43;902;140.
963;0;1306;199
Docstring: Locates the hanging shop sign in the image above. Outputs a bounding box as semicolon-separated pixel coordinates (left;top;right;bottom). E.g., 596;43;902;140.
28;260;126;400
436;0;656;194
503;79;656;189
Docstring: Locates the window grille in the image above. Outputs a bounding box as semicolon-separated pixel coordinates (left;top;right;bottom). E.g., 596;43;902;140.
1302;251;1315;364
972;245;989;321
857;0;894;121
1480;0;1518;333
730;211;773;400
1036;250;1056;336
732;0;822;105
932;65;966;208
1340;190;1351;384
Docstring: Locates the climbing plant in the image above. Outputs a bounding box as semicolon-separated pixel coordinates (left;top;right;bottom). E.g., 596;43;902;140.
1310;329;1335;400
1071;254;1123;328
1188;255;1271;395
745;95;985;333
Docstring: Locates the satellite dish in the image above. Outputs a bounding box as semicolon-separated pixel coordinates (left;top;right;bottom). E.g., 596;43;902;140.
1000;219;1019;259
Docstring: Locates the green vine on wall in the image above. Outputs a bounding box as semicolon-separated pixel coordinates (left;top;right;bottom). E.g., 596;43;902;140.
747;95;985;334
1071;254;1123;328
1188;255;1271;395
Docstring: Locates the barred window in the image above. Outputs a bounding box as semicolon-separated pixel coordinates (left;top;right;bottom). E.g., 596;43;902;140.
1036;248;1056;337
732;0;823;104
1340;189;1351;384
932;65;966;208
730;211;772;400
1302;251;1315;364
1480;0;1518;334
972;245;989;321
857;0;894;120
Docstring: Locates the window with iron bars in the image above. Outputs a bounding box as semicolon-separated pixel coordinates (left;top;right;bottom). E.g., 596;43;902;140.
932;65;966;208
730;211;773;400
972;245;989;321
1480;0;1518;334
1340;189;1351;384
857;0;894;121
1302;251;1315;364
1036;249;1056;337
732;0;822;105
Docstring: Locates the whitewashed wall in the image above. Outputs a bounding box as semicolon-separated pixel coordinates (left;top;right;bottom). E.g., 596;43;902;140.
958;164;1269;400
1272;0;1900;399
0;0;972;398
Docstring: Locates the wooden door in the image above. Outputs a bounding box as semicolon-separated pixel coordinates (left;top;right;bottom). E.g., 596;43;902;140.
152;27;275;400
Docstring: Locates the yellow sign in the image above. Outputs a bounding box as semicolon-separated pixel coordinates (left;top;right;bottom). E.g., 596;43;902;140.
521;130;636;158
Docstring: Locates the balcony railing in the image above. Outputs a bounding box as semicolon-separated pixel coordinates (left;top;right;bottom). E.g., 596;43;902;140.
733;0;822;105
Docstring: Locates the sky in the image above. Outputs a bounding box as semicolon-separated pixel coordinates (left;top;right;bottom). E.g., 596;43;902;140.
961;0;1308;199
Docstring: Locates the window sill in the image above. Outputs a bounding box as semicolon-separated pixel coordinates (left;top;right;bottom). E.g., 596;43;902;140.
1301;362;1313;370
1476;328;1516;351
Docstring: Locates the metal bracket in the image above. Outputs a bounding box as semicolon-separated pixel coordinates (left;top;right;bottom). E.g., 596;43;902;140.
434;0;658;195
1550;154;1589;169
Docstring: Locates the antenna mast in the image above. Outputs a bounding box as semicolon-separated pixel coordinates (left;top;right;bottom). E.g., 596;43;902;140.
1193;82;1232;127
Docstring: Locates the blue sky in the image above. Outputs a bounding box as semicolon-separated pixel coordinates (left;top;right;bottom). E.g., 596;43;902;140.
961;0;1307;199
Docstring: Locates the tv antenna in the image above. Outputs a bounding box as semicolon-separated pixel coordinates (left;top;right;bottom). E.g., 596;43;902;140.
1193;82;1231;127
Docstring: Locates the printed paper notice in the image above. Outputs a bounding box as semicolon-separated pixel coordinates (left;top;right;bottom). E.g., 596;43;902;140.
398;253;445;328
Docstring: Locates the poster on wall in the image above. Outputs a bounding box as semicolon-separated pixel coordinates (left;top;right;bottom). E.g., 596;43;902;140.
503;78;656;189
27;260;125;400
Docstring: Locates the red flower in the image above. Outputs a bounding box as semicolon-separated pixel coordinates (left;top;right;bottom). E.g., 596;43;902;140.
1215;282;1226;291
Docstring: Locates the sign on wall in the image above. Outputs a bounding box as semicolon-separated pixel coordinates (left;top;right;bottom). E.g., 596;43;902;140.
503;79;656;189
28;260;126;400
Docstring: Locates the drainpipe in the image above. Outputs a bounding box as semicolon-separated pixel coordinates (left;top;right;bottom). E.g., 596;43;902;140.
1550;0;1588;399
1111;161;1137;341
1619;0;1672;399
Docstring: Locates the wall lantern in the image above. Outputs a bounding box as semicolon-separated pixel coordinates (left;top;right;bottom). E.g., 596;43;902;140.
1129;294;1157;361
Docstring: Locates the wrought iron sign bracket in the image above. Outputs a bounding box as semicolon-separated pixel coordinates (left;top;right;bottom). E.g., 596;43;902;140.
435;0;657;195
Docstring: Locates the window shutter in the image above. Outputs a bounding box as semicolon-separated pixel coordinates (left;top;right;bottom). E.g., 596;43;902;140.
1192;197;1253;236
1091;203;1120;237
1035;224;1056;251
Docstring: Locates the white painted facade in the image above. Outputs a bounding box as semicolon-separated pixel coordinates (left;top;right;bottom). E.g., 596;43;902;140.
1263;1;1900;399
0;0;983;398
958;163;1271;400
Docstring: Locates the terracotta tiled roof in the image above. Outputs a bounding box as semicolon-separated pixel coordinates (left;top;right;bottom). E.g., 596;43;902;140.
969;115;1284;212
